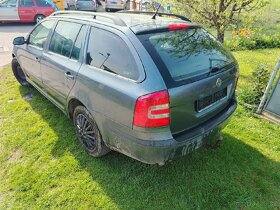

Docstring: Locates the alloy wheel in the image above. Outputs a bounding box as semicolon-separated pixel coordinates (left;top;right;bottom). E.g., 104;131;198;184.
75;113;96;151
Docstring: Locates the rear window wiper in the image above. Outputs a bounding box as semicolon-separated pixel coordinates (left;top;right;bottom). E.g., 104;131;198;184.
209;66;222;74
208;59;233;75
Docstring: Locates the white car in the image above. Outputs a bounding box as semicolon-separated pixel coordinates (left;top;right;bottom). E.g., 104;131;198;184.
75;0;97;11
105;0;125;12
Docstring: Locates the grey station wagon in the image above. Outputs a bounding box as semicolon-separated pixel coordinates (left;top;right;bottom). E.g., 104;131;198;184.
11;11;238;165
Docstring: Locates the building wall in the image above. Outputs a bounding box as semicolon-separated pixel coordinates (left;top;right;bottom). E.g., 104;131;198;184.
52;0;65;10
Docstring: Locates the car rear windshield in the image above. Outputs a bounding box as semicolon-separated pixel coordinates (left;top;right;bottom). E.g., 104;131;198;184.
139;28;235;84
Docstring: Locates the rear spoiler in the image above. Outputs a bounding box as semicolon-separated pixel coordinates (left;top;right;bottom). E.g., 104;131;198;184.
134;23;201;35
117;11;192;22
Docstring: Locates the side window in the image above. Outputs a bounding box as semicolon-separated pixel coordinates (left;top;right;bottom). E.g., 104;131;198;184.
29;20;55;49
20;0;35;7
49;21;82;58
0;0;17;7
35;0;51;7
70;26;87;60
86;28;139;81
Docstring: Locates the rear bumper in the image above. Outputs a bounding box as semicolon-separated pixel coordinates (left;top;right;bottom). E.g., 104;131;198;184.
76;6;96;11
105;4;125;9
107;99;237;165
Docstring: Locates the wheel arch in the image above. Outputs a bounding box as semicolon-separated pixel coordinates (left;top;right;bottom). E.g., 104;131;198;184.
68;98;85;119
68;97;111;151
67;93;110;147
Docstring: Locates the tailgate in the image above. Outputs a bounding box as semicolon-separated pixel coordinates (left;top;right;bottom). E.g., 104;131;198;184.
137;26;238;134
169;67;237;134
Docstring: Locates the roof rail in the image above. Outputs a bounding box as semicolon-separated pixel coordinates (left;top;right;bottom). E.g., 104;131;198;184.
51;11;127;26
117;11;191;22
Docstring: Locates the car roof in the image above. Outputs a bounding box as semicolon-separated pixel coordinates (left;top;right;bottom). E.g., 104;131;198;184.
49;11;195;34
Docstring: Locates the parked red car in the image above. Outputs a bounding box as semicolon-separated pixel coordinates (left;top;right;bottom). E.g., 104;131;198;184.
0;0;56;23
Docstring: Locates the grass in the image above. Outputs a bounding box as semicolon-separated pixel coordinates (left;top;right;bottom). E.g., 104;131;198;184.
253;0;280;35
232;48;280;90
0;49;280;209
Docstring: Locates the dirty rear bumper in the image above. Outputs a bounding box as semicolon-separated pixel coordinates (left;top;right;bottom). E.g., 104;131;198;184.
107;99;237;165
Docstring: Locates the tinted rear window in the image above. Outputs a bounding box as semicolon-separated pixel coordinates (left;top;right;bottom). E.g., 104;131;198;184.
140;28;235;83
36;0;51;6
86;27;139;81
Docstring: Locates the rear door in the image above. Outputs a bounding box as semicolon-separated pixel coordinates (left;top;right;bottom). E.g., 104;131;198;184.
0;0;19;21
139;27;238;134
18;0;36;22
77;26;144;127
41;21;87;108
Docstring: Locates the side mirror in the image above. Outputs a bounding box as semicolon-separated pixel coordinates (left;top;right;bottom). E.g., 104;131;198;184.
13;37;26;45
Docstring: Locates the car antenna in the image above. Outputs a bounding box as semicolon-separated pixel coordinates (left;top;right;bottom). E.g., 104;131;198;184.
151;1;162;19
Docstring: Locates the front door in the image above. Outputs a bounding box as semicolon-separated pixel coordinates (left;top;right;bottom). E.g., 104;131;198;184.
19;19;55;87
0;0;19;21
41;21;87;108
18;0;36;22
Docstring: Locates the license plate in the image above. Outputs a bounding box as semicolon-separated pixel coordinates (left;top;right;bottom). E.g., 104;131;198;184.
196;88;227;112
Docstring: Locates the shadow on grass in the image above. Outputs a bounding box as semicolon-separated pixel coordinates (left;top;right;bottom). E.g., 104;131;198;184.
19;85;280;209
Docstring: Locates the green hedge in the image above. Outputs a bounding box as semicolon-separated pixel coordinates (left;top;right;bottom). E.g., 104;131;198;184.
225;33;280;51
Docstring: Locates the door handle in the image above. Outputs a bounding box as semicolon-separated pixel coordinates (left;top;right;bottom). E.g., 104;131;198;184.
65;72;75;80
35;57;40;62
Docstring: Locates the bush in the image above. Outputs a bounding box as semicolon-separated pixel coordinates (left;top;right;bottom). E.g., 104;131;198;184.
238;65;270;111
225;32;280;51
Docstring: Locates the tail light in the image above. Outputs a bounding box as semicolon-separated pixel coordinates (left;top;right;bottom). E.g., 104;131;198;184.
93;1;96;6
121;0;124;4
168;23;189;31
133;90;170;128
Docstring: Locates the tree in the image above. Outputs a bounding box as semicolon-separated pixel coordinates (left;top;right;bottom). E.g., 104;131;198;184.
175;0;267;43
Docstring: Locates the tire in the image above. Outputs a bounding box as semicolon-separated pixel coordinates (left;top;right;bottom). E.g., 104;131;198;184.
34;14;45;24
11;58;30;86
73;106;110;157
